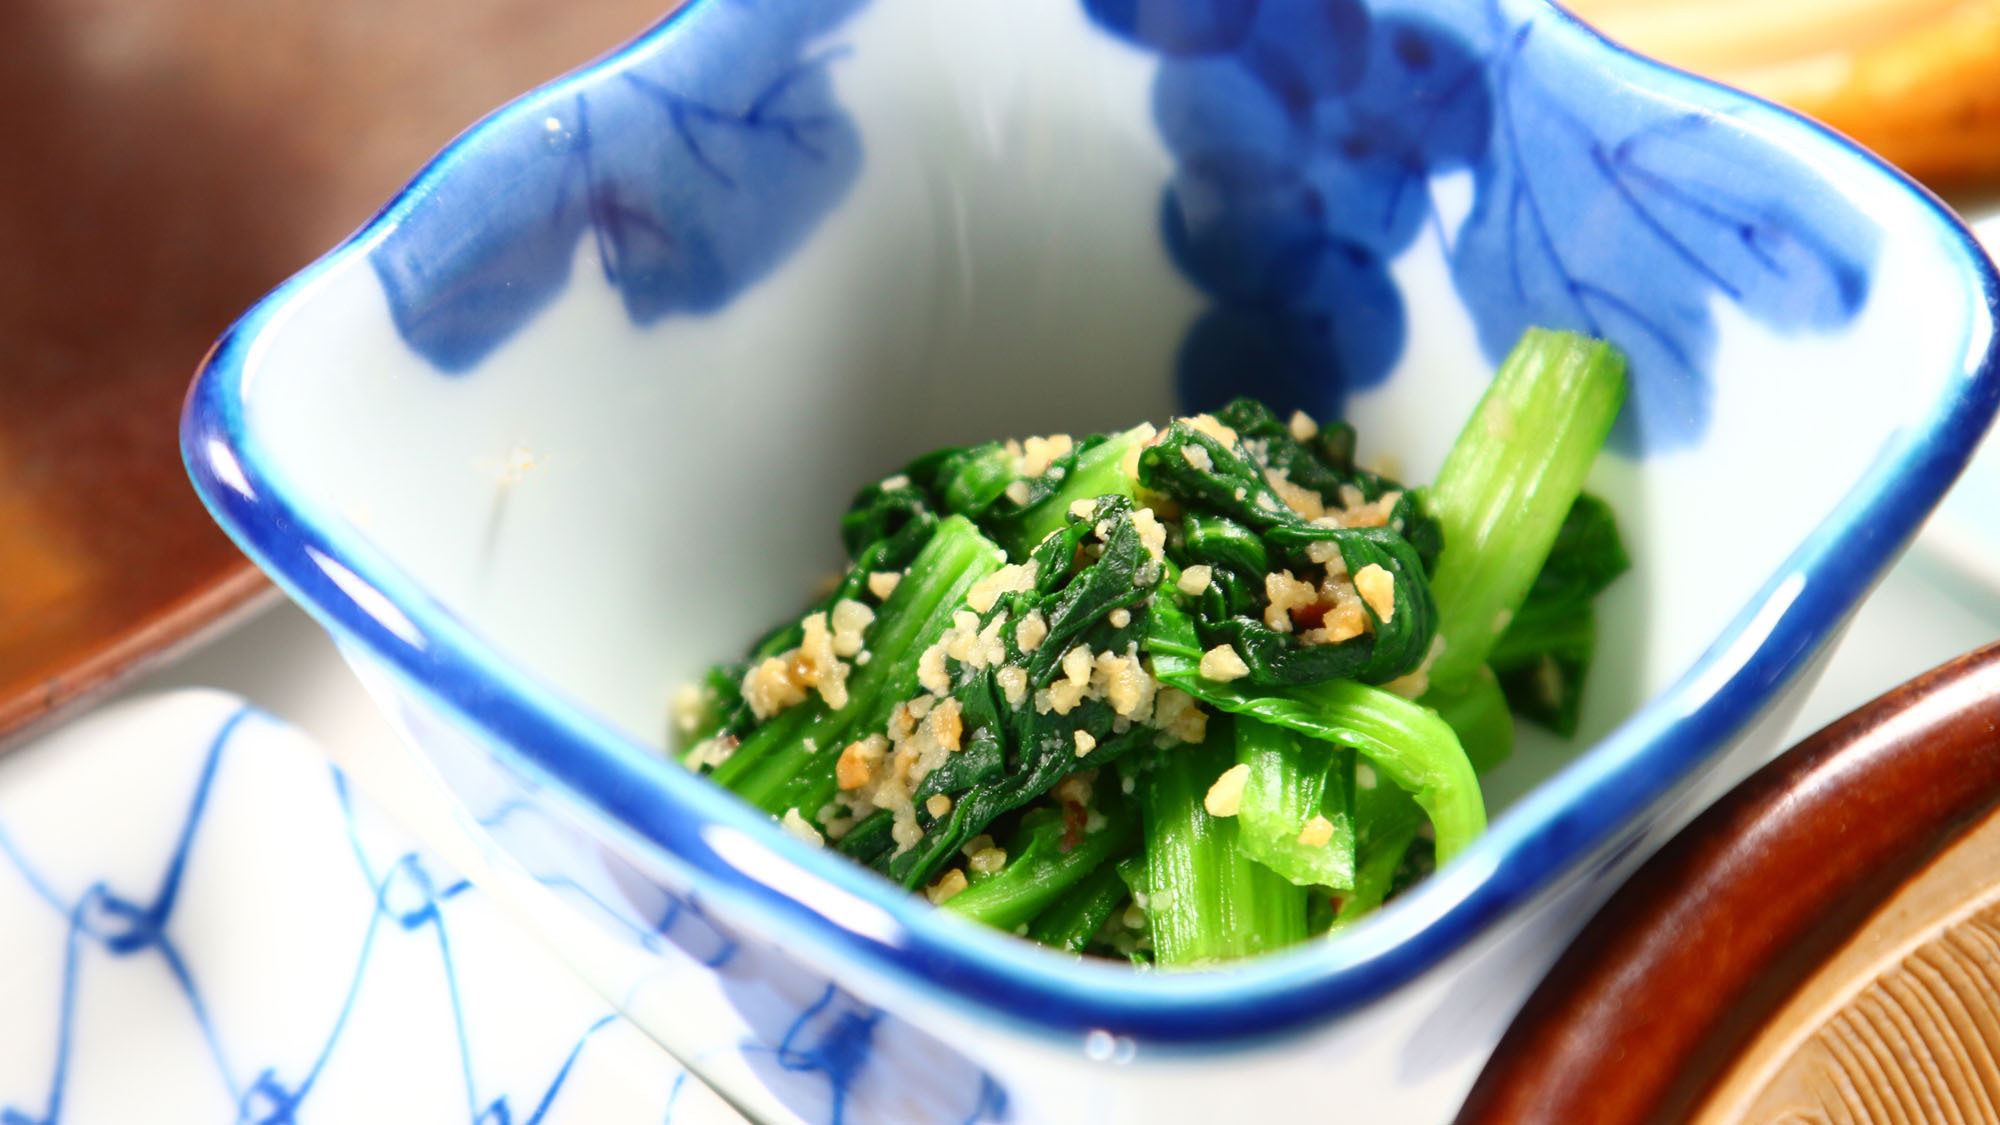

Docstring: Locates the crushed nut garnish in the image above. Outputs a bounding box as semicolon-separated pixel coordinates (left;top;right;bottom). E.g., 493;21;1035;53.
1152;689;1208;745
1354;563;1396;623
1021;434;1074;477
1199;644;1251;682
829;598;874;657
836;734;888;790
1264;569;1317;633
925;869;969;904
1176;565;1213;595
780;808;824;848
743;656;808;720
1185;413;1240;448
1265;467;1325;520
1015;610;1049;653
997;665;1028;707
1203;764;1251;818
1297;814;1336;848
967;562;1037;614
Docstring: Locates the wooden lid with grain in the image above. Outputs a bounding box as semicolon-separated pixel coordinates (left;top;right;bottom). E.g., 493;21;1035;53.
1459;640;2000;1125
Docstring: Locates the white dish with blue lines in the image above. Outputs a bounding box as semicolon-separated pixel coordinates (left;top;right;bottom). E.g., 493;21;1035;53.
0;689;743;1125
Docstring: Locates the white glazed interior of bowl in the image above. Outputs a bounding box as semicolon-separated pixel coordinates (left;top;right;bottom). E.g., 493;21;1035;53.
186;0;2000;1118
251;0;1191;750
240;0;1975;824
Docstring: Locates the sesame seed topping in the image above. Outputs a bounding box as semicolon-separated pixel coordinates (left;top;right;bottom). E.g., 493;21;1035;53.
925;869;969;904
1297;814;1335;847
1355;563;1396;623
1199;644;1251;682
1203;764;1250;818
1177;565;1213;596
780;808;824;847
1185;414;1240;448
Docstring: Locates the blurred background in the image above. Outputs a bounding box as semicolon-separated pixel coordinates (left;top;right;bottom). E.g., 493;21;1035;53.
0;0;672;740
1570;0;2000;189
2;0;1997;746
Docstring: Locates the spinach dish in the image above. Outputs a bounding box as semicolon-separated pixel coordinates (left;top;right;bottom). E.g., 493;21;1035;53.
674;328;1629;966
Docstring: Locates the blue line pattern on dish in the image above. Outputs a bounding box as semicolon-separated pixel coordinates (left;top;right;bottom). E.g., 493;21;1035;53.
1092;0;1879;451
378;685;1010;1125
371;0;870;372
466;773;1007;1125
0;708;688;1125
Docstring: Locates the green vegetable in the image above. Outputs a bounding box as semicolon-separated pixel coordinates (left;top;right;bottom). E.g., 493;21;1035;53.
1208;398;1442;573
1232;715;1356;888
1139;419;1438;687
1147;593;1485;864
944;795;1140;932
1424;666;1514;775
706;515;1004;812
833;808;897;868
1024;861;1134;954
683;327;1632;965
1424;328;1627;696
994;425;1153;555
1138;722;1308;966
875;495;1169;890
1486;494;1630;736
1326;784;1425;933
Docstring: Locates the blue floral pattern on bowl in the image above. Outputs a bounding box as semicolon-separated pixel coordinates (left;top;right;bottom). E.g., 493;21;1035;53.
1095;0;1878;451
378;674;1010;1125
372;0;870;373
370;0;1882;454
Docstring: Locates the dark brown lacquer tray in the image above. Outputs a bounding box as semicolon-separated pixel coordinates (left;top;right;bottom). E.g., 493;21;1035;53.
1458;640;2000;1125
0;0;678;748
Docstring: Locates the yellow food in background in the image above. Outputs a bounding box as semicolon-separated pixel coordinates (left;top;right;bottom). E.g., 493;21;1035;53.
1566;0;2000;189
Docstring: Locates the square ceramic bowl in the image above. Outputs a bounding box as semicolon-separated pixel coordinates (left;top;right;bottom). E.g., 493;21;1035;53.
182;0;2000;1121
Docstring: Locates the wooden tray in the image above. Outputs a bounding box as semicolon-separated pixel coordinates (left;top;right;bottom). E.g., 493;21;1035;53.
0;0;678;747
1459;640;2000;1124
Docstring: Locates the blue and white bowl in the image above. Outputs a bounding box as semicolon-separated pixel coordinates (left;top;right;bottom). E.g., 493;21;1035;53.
182;0;2000;1120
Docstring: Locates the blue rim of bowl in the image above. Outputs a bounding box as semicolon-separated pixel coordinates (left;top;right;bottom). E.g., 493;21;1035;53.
181;0;2000;1047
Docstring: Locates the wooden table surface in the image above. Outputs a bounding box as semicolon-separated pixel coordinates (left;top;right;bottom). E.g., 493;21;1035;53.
0;0;677;745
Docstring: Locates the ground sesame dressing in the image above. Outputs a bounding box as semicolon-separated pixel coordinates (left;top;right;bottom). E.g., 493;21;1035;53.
693;414;1423;868
667;329;1639;970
